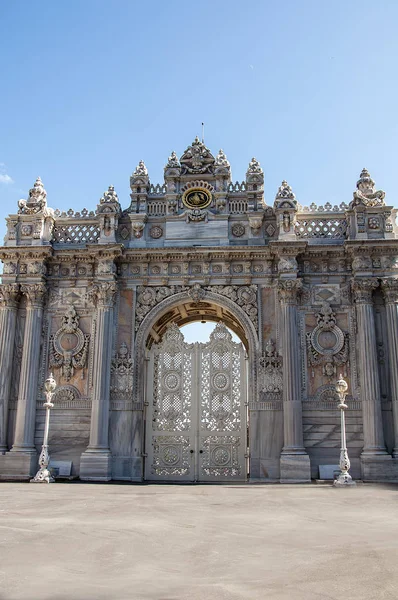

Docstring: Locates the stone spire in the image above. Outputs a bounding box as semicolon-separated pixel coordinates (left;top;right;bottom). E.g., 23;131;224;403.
97;185;121;214
18;177;47;214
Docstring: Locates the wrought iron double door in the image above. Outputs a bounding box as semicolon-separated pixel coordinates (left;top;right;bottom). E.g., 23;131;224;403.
145;323;247;482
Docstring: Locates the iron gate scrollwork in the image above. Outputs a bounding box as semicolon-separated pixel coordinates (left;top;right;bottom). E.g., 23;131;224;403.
145;322;247;481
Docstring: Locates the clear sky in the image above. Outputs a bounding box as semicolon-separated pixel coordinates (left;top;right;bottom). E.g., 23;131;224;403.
1;0;397;240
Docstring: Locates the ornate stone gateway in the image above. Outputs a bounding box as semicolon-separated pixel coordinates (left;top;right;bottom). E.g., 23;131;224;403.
145;323;247;482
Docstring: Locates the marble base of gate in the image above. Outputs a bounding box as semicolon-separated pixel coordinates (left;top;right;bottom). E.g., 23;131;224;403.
0;449;38;480
280;454;311;484
80;449;112;481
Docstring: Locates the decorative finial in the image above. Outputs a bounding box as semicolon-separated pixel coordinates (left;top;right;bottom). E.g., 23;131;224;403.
133;160;148;177
18;176;48;214
247;157;263;174
275;180;295;200
352;168;385;207
215;149;230;167
165;151;180;168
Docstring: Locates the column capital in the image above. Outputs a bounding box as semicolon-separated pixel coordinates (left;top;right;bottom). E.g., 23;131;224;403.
380;278;398;304
277;279;302;304
0;283;20;308
90;282;117;308
351;278;379;304
20;283;46;308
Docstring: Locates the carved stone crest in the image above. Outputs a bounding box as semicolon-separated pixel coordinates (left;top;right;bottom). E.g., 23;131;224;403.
49;305;90;381
306;303;348;377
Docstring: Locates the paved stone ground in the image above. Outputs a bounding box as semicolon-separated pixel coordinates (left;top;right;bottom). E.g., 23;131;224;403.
0;482;397;600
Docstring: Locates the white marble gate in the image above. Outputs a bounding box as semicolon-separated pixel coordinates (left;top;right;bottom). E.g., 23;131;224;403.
145;323;247;482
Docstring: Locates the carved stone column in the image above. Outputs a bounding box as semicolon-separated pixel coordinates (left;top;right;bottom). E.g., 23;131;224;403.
352;279;390;474
278;279;311;482
381;279;398;457
8;284;46;477
80;282;117;481
0;284;20;453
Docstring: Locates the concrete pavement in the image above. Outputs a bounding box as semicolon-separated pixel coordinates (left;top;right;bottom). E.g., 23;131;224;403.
0;482;397;600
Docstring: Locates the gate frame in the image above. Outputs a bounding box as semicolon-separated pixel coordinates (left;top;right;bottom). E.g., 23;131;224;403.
133;289;260;480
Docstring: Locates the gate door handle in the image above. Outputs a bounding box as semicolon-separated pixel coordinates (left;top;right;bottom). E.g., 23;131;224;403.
190;449;194;454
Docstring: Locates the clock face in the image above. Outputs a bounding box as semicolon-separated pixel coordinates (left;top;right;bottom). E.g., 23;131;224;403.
182;187;212;210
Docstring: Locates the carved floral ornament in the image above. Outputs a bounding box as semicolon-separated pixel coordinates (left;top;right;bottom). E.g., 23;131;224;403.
306;302;349;378
49;305;90;381
111;343;133;400
351;278;379;303
259;339;283;397
381;278;398;303
135;284;259;331
21;283;47;308
0;283;20;308
89;282;117;307
277;279;302;303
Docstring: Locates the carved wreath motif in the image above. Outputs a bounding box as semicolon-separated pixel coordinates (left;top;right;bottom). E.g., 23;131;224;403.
49;305;90;381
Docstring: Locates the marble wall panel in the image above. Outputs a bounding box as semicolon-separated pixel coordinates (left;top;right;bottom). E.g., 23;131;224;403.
34;409;91;476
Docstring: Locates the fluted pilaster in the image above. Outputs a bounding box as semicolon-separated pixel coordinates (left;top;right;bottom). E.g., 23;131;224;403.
352;279;387;456
11;283;46;454
80;281;117;480
381;279;398;456
0;284;20;452
278;279;310;482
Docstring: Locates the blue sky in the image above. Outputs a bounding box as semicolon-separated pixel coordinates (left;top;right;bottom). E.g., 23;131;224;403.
1;0;397;241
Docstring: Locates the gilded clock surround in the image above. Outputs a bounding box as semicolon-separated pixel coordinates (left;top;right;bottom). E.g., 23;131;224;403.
181;187;212;210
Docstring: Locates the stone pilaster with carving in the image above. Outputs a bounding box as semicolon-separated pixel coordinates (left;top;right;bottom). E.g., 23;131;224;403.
164;151;181;215
277;279;311;482
381;278;398;456
347;169;398;240
80;281;117;480
274;181;298;240
0;284;20;452
8;283;46;477
352;279;389;462
96;185;121;244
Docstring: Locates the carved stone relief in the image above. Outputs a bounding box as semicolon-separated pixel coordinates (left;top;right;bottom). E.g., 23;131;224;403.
306;303;349;378
49;305;90;381
110;343;133;401
258;339;283;401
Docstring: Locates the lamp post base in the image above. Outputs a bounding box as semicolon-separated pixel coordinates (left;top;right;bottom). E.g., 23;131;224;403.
30;467;54;483
334;471;356;487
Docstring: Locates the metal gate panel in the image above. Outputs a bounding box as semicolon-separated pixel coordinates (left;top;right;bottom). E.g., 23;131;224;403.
145;323;247;482
198;323;247;481
145;324;195;481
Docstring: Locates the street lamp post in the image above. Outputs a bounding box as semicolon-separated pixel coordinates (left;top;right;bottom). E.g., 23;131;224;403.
334;374;356;487
30;373;57;483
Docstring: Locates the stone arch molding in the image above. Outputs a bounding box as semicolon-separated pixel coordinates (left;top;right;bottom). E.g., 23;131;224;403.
133;288;261;406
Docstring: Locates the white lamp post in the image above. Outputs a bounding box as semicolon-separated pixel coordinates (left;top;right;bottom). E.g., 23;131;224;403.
334;374;356;487
30;373;57;483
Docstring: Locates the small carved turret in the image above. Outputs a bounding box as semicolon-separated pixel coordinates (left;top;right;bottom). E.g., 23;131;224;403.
97;185;121;243
129;160;150;214
273;180;298;240
246;158;264;210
